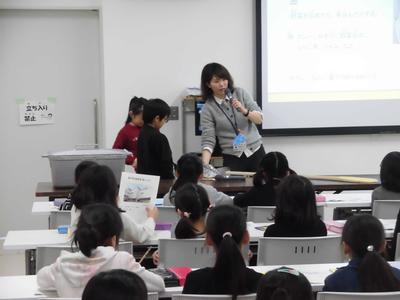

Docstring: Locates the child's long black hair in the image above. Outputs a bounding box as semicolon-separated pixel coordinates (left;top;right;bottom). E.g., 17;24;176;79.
253;152;290;187
125;96;147;124
174;183;210;239
273;175;319;227
380;151;400;192
206;205;248;299
71;165;119;210
74;203;123;257
342;214;400;292
168;153;203;204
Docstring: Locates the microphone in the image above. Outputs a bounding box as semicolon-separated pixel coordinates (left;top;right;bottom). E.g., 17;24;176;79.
225;88;241;112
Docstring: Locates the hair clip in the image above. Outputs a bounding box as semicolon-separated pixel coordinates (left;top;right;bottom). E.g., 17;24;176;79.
367;245;374;252
177;209;190;218
277;267;300;276
222;232;232;238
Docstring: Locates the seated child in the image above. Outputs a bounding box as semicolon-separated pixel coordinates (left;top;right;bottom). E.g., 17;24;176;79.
264;175;327;237
183;205;262;296
136;98;174;179
37;203;164;297
323;214;400;292
70;164;158;243
163;153;232;206
82;269;148;300
234;151;293;208
372;151;400;201
152;183;210;265
256;267;313;300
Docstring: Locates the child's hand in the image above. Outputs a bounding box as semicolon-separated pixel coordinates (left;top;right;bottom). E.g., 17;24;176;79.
146;206;159;220
152;250;160;265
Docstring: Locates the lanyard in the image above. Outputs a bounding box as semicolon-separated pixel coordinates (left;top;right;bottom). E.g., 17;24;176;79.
214;98;239;135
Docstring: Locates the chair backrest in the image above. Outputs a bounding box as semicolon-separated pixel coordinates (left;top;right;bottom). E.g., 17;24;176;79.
317;291;400;300
158;206;179;223
36;241;132;273
246;206;275;222
49;211;71;229
158;238;249;268
372;200;400;219
257;236;344;265
395;232;400;261
172;294;256;300
148;292;159;300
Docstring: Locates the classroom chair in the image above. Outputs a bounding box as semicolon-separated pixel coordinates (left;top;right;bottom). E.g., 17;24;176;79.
41;294;158;300
317;291;400;300
372;200;400;219
395;232;400;261
158;238;249;268
172;294;256;300
246;206;275;222
257;236;344;265
48;211;71;229
35;241;133;273
158;206;179;223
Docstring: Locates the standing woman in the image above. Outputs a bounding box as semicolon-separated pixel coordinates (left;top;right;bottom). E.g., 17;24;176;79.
113;96;147;168
200;63;264;172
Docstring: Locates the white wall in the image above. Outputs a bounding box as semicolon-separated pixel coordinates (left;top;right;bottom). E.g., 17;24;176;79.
100;0;400;175
101;0;256;162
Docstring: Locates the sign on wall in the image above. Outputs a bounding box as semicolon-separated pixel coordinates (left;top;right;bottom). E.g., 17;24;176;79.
18;97;56;126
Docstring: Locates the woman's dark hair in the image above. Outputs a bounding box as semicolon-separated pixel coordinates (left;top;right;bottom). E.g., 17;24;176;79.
206;205;248;299
253;152;290;187
342;214;400;292
169;153;203;204
174;183;210;239
200;63;235;100
142;98;170;124
380;151;400;192
125;96;147;124
74;160;98;184
82;269;147;300
71;165;118;210
274;175;319;226
256;267;313;300
74;203;123;257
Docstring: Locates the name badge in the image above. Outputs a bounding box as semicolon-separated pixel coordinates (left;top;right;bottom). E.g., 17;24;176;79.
233;133;247;152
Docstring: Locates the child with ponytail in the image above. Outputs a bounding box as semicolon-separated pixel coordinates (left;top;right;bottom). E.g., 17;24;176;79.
113;96;147;167
183;205;262;297
152;183;210;265
234;151;293;208
173;183;210;239
323;214;400;292
163;153;232;207
37;203;164;297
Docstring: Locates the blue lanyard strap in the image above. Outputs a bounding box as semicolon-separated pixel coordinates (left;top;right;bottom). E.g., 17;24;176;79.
214;98;239;135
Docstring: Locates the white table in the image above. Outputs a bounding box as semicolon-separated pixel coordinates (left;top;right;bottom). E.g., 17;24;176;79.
320;191;372;220
3;261;400;299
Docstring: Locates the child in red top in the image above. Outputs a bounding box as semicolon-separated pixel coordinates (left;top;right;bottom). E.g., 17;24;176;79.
113;97;147;168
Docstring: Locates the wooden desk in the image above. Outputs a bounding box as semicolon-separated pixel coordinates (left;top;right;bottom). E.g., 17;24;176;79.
36;175;380;199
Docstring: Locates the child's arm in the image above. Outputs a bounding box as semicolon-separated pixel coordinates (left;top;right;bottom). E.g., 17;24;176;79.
123;253;165;292
156;134;175;179
120;212;156;243
36;261;58;291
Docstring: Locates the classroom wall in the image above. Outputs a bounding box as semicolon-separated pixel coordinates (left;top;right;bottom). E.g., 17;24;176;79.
100;0;400;175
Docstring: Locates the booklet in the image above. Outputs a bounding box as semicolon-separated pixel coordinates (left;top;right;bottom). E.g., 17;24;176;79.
118;172;160;224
